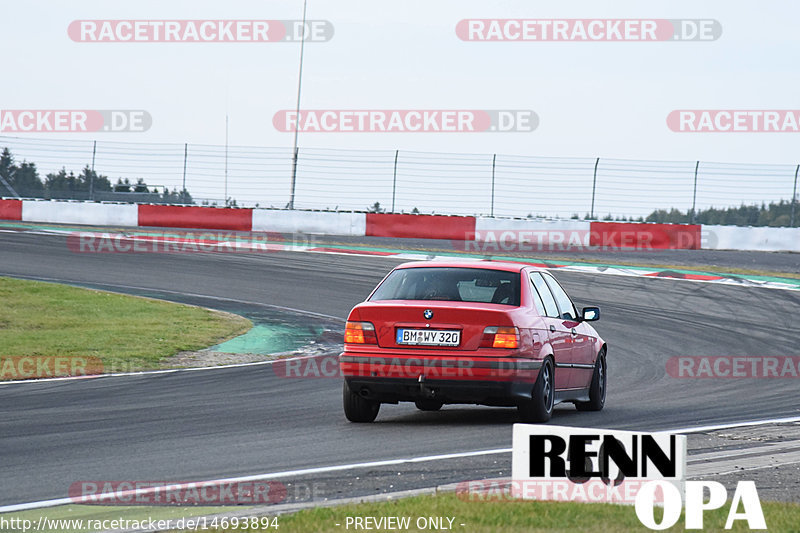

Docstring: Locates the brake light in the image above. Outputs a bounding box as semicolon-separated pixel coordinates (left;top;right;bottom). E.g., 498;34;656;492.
481;326;519;349
344;321;377;344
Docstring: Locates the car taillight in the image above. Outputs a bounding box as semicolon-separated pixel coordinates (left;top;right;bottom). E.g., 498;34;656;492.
344;321;377;344
481;326;519;349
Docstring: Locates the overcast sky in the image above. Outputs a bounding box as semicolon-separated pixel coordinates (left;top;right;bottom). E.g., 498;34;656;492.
2;1;799;215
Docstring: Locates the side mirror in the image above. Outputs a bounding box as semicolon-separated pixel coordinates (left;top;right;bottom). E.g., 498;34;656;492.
581;306;600;322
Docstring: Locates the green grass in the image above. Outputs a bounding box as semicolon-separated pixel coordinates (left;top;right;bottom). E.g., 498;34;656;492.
0;276;251;376
0;504;243;533
178;492;800;533
2;492;797;533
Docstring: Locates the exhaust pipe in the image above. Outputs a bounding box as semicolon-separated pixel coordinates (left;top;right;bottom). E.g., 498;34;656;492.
418;374;436;398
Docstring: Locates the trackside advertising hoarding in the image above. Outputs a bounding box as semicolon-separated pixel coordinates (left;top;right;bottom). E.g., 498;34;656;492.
510;425;687;504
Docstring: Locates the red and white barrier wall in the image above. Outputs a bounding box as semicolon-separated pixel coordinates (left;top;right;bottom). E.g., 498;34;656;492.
701;225;800;252
1;199;798;252
589;222;701;250
138;205;251;231
0;199;22;220
365;213;475;240
253;209;365;236
22;200;138;227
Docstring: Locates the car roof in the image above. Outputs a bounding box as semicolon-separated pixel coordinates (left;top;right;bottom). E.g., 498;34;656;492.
393;260;544;273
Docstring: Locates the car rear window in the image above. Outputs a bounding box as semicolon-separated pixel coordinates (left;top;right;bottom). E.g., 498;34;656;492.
370;267;520;306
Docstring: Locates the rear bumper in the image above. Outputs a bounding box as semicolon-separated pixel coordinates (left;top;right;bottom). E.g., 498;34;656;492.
339;353;542;405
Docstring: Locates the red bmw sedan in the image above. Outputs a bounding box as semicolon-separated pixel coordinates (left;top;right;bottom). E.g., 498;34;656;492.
339;261;607;423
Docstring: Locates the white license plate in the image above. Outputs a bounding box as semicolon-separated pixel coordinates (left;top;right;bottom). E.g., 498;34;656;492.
396;329;460;346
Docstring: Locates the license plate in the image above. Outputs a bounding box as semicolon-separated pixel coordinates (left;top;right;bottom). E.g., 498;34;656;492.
396;329;460;346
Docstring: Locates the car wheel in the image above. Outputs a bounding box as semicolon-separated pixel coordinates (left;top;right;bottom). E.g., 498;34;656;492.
576;350;606;412
342;381;380;422
415;399;443;411
518;358;554;423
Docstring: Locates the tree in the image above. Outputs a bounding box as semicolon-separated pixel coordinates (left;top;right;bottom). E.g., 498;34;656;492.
45;167;111;195
178;188;193;204
79;166;112;194
368;201;385;213
0;148;13;183
114;178;132;193
645;201;795;227
0;148;45;196
0;148;17;196
13;161;44;195
160;187;193;205
45;169;82;192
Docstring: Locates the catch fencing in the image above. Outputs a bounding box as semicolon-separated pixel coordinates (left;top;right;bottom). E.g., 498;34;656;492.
0;135;797;224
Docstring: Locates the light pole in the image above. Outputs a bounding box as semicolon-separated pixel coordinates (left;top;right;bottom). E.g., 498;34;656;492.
224;114;229;205
288;0;308;210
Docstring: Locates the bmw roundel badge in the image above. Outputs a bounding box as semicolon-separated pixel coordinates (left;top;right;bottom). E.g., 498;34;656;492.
423;309;433;319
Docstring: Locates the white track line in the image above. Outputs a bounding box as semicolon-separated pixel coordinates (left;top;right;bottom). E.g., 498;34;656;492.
0;448;510;513
707;458;800;477
666;415;800;434
3;415;800;514
0;355;324;385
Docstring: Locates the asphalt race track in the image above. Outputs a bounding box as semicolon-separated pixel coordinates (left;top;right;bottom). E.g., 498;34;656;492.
1;230;799;507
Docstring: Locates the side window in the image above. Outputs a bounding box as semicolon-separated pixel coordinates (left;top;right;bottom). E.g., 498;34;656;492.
529;273;559;318
528;279;546;316
543;273;577;320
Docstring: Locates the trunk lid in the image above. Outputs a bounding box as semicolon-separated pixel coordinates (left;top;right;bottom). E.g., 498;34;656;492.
351;301;516;351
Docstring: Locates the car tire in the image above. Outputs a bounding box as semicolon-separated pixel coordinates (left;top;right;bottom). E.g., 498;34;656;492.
415;399;443;411
576;350;606;412
343;381;380;422
518;358;554;423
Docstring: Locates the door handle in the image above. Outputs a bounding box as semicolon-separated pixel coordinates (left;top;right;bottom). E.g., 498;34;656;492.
549;325;556;332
